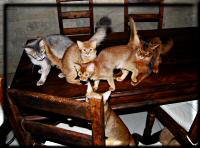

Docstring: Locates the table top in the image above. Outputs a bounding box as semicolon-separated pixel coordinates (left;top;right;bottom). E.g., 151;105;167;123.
9;27;199;110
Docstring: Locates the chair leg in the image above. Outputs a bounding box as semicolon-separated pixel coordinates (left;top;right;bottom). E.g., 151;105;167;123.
133;109;161;145
143;110;156;137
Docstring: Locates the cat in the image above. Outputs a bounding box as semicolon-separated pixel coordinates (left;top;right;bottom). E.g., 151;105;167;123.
24;34;73;86
76;17;153;91
24;16;111;86
131;37;173;86
41;16;111;85
86;82;136;146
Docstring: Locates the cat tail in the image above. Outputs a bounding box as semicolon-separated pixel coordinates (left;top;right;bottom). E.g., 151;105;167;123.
90;16;112;46
40;40;62;68
128;17;140;49
160;38;174;55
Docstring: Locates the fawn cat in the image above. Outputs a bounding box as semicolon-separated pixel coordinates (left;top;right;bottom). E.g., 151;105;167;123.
77;17;154;91
86;82;136;146
25;16;111;86
42;16;111;85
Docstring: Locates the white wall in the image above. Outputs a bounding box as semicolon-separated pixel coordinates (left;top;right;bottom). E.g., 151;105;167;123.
0;0;199;75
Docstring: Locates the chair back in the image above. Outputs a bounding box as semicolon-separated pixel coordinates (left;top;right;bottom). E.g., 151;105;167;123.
56;0;94;36
124;0;164;31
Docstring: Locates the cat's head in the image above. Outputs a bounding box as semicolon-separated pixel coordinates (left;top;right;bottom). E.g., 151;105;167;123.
136;40;160;61
77;40;97;63
75;62;95;84
86;81;111;105
24;38;46;61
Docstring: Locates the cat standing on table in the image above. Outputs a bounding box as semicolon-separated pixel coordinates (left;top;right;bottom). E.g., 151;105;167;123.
24;35;73;86
77;17;153;91
24;16;111;86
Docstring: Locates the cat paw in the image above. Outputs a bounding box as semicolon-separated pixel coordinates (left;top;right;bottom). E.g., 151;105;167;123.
115;77;124;82
153;68;159;73
109;87;115;91
131;81;139;86
58;73;65;78
38;69;42;74
132;77;137;83
93;86;98;91
37;80;45;86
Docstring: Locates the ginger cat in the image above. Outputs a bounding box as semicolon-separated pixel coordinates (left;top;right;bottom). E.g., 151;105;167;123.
41;17;111;85
77;17;152;91
86;82;136;146
132;37;173;86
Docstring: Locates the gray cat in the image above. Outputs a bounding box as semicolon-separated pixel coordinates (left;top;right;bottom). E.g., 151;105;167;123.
24;35;73;86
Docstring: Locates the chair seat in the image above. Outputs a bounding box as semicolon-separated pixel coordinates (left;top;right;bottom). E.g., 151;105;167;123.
160;100;198;132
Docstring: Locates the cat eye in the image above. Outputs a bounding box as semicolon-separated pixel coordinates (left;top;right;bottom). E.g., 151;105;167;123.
85;73;89;77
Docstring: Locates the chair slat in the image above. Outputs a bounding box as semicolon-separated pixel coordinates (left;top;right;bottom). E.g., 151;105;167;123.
62;10;90;19
63;27;91;35
58;0;88;3
129;14;160;22
22;120;92;146
8;89;91;120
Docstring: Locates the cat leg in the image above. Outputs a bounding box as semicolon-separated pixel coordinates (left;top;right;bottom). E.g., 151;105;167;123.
37;61;51;86
106;138;123;146
107;77;115;91
58;73;65;78
131;68;151;86
93;80;100;91
125;64;138;83
115;69;129;82
38;69;42;74
131;68;138;83
65;69;81;85
153;56;161;73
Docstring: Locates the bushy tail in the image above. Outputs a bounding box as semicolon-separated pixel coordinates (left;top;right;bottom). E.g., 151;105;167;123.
90;16;112;46
128;17;140;48
160;38;174;54
40;40;62;68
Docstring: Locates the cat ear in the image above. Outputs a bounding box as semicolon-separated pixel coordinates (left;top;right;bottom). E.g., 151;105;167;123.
91;41;96;49
39;40;45;47
87;63;95;73
150;44;160;50
24;48;32;53
102;91;111;103
77;40;84;49
86;81;93;93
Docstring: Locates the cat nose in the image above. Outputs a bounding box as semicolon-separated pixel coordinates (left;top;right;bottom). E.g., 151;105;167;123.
80;80;87;85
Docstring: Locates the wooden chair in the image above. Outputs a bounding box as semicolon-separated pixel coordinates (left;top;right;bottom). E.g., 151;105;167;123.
143;104;199;146
6;89;105;146
56;0;94;36
124;0;164;32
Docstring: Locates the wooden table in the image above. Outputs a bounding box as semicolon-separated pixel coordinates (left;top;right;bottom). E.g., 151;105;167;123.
10;27;198;109
6;27;199;145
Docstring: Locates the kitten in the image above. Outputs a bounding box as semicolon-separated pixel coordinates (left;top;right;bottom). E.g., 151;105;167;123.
24;34;73;86
132;37;173;86
86;82;136;146
41;16;111;85
76;17;145;91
